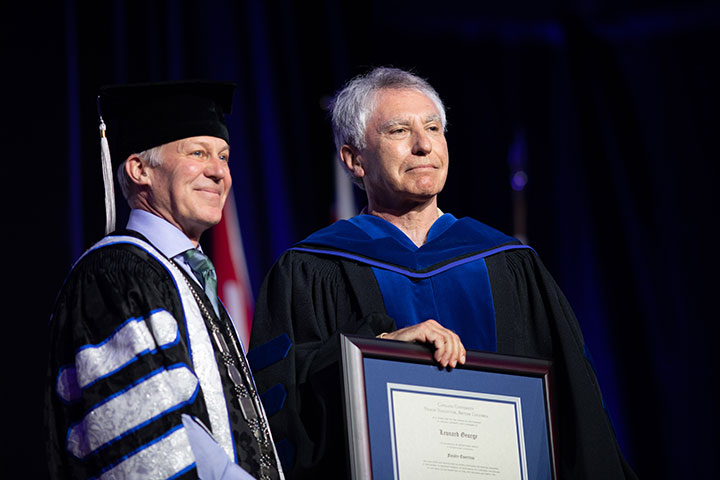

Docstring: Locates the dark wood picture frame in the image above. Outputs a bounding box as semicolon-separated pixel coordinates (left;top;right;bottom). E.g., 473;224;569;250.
340;334;558;480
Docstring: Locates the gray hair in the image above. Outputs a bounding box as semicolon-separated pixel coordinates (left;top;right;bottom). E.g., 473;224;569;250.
330;67;447;154
116;145;164;201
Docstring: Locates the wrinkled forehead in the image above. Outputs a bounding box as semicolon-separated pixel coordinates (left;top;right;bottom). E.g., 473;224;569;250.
367;88;441;126
157;135;231;157
177;135;230;149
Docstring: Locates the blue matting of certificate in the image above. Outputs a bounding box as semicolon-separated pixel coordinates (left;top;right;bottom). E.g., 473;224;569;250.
363;357;552;480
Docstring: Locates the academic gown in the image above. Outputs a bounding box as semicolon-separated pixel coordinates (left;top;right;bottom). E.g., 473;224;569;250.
45;232;280;480
249;214;637;479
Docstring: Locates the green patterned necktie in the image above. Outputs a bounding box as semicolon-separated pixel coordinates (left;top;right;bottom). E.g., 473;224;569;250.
181;248;220;316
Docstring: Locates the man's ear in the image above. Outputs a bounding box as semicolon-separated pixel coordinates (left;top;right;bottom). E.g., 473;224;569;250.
339;145;365;179
125;154;152;187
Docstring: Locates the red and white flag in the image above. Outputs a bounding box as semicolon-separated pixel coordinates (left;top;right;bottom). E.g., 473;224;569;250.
213;190;255;348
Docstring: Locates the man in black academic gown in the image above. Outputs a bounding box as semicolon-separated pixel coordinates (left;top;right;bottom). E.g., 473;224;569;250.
45;82;283;479
249;67;637;479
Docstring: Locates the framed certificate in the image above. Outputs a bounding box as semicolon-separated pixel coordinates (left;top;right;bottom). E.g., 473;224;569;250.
340;334;557;480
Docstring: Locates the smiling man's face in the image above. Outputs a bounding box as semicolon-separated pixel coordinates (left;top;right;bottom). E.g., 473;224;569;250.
145;135;231;242
350;88;449;211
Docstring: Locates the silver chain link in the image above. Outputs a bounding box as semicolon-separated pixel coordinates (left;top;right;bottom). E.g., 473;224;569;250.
183;275;278;479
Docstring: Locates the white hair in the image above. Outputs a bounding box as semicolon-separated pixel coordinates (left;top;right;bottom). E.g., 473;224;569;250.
331;67;446;151
116;145;164;201
329;67;447;187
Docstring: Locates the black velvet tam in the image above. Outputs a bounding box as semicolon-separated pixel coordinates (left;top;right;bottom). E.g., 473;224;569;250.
99;80;236;164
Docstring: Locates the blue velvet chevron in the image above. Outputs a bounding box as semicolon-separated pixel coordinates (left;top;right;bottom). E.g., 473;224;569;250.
247;333;291;372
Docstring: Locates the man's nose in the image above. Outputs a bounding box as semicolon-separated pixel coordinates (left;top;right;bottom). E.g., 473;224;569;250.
206;154;229;180
412;129;432;156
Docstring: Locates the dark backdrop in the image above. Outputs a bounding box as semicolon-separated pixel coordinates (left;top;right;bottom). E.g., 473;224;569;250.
3;0;718;478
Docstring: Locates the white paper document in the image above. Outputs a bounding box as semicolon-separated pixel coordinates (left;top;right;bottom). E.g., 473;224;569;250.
387;383;527;480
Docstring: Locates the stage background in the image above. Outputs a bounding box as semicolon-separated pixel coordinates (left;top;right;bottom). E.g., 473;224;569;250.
2;0;718;477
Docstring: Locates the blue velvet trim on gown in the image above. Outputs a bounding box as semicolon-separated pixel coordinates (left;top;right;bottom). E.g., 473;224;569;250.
292;214;531;351
247;334;292;372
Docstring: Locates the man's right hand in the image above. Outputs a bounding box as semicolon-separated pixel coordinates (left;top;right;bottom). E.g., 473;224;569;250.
380;319;466;368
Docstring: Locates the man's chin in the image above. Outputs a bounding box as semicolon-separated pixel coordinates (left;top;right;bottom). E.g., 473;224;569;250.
407;187;443;202
205;214;223;228
191;209;225;231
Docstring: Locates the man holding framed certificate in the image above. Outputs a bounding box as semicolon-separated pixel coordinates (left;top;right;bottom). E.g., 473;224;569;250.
341;334;558;480
249;67;637;479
